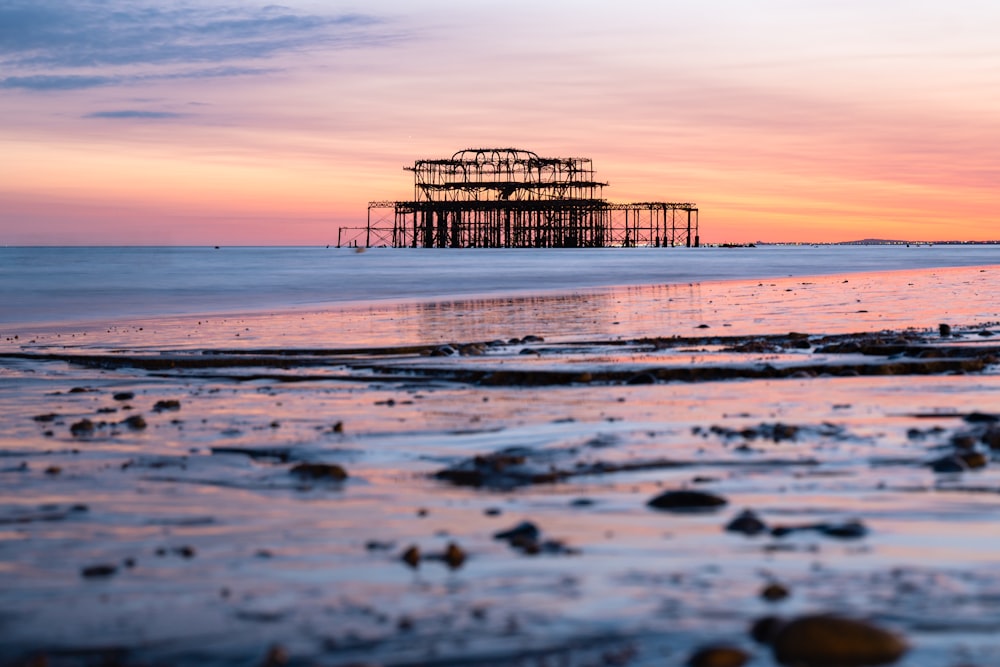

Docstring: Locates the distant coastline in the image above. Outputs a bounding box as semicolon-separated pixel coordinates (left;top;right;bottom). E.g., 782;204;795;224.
710;239;1000;247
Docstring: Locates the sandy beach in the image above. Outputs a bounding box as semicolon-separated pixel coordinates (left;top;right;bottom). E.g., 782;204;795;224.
2;250;1000;666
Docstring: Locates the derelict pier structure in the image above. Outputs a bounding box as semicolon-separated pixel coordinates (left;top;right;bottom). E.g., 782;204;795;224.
337;148;698;248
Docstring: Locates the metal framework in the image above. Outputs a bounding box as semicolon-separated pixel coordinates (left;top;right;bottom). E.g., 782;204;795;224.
337;148;698;248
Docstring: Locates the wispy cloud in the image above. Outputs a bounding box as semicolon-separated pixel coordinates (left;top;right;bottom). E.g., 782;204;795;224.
84;110;184;119
1;66;278;91
1;75;116;90
0;1;392;85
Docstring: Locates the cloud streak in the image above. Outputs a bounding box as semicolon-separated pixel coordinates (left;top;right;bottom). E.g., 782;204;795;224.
84;110;184;120
1;75;116;91
0;1;390;81
1;66;277;91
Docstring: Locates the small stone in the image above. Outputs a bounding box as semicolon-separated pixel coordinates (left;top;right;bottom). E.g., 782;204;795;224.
725;509;768;536
761;582;790;602
647;489;728;511
951;434;977;449
153;399;181;412
930;455;968;473
982;427;1000;450
122;415;147;430
957;451;988;470
332;421;344;433
770;423;799;442
81;563;117;578
493;521;540;543
44;466;62;476
401;545;420;568
939;323;952;337
818;520;869;539
521;335;544;343
769;614;908;666
289;462;348;481
113;392;135;401
365;540;393;551
175;545;196;558
32;413;59;423
443;542;466;569
70;419;95;437
686;645;750;667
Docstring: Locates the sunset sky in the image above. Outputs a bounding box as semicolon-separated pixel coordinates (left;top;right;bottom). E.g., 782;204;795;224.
1;1;998;245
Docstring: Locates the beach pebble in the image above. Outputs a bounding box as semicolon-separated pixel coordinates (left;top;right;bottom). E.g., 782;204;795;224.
686;645;750;667
493;521;540;543
81;563;117;578
443;542;466;569
951;434;977;449
939;323;952;337
113;391;135;401
725;509;768;536
69;419;95;437
153;399;181;412
289;462;348;481
122;415;147;430
771;520;869;539
765;614;908;666
647;489;728;511
819;520;869;539
761;582;790;602
982;427;1000;449
930;455;968;473
401;545;420;568
958;450;988;469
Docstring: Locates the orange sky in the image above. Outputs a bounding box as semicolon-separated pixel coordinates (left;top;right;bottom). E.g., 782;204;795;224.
1;1;998;244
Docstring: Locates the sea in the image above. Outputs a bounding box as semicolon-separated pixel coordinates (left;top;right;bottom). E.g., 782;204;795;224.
3;245;998;327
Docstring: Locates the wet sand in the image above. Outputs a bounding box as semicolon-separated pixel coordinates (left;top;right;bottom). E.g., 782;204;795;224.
2;265;1000;666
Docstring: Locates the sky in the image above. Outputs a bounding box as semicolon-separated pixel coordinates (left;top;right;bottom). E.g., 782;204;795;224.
1;0;998;245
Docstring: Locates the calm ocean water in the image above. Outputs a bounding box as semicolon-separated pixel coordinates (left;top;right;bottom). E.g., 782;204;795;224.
2;245;998;326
